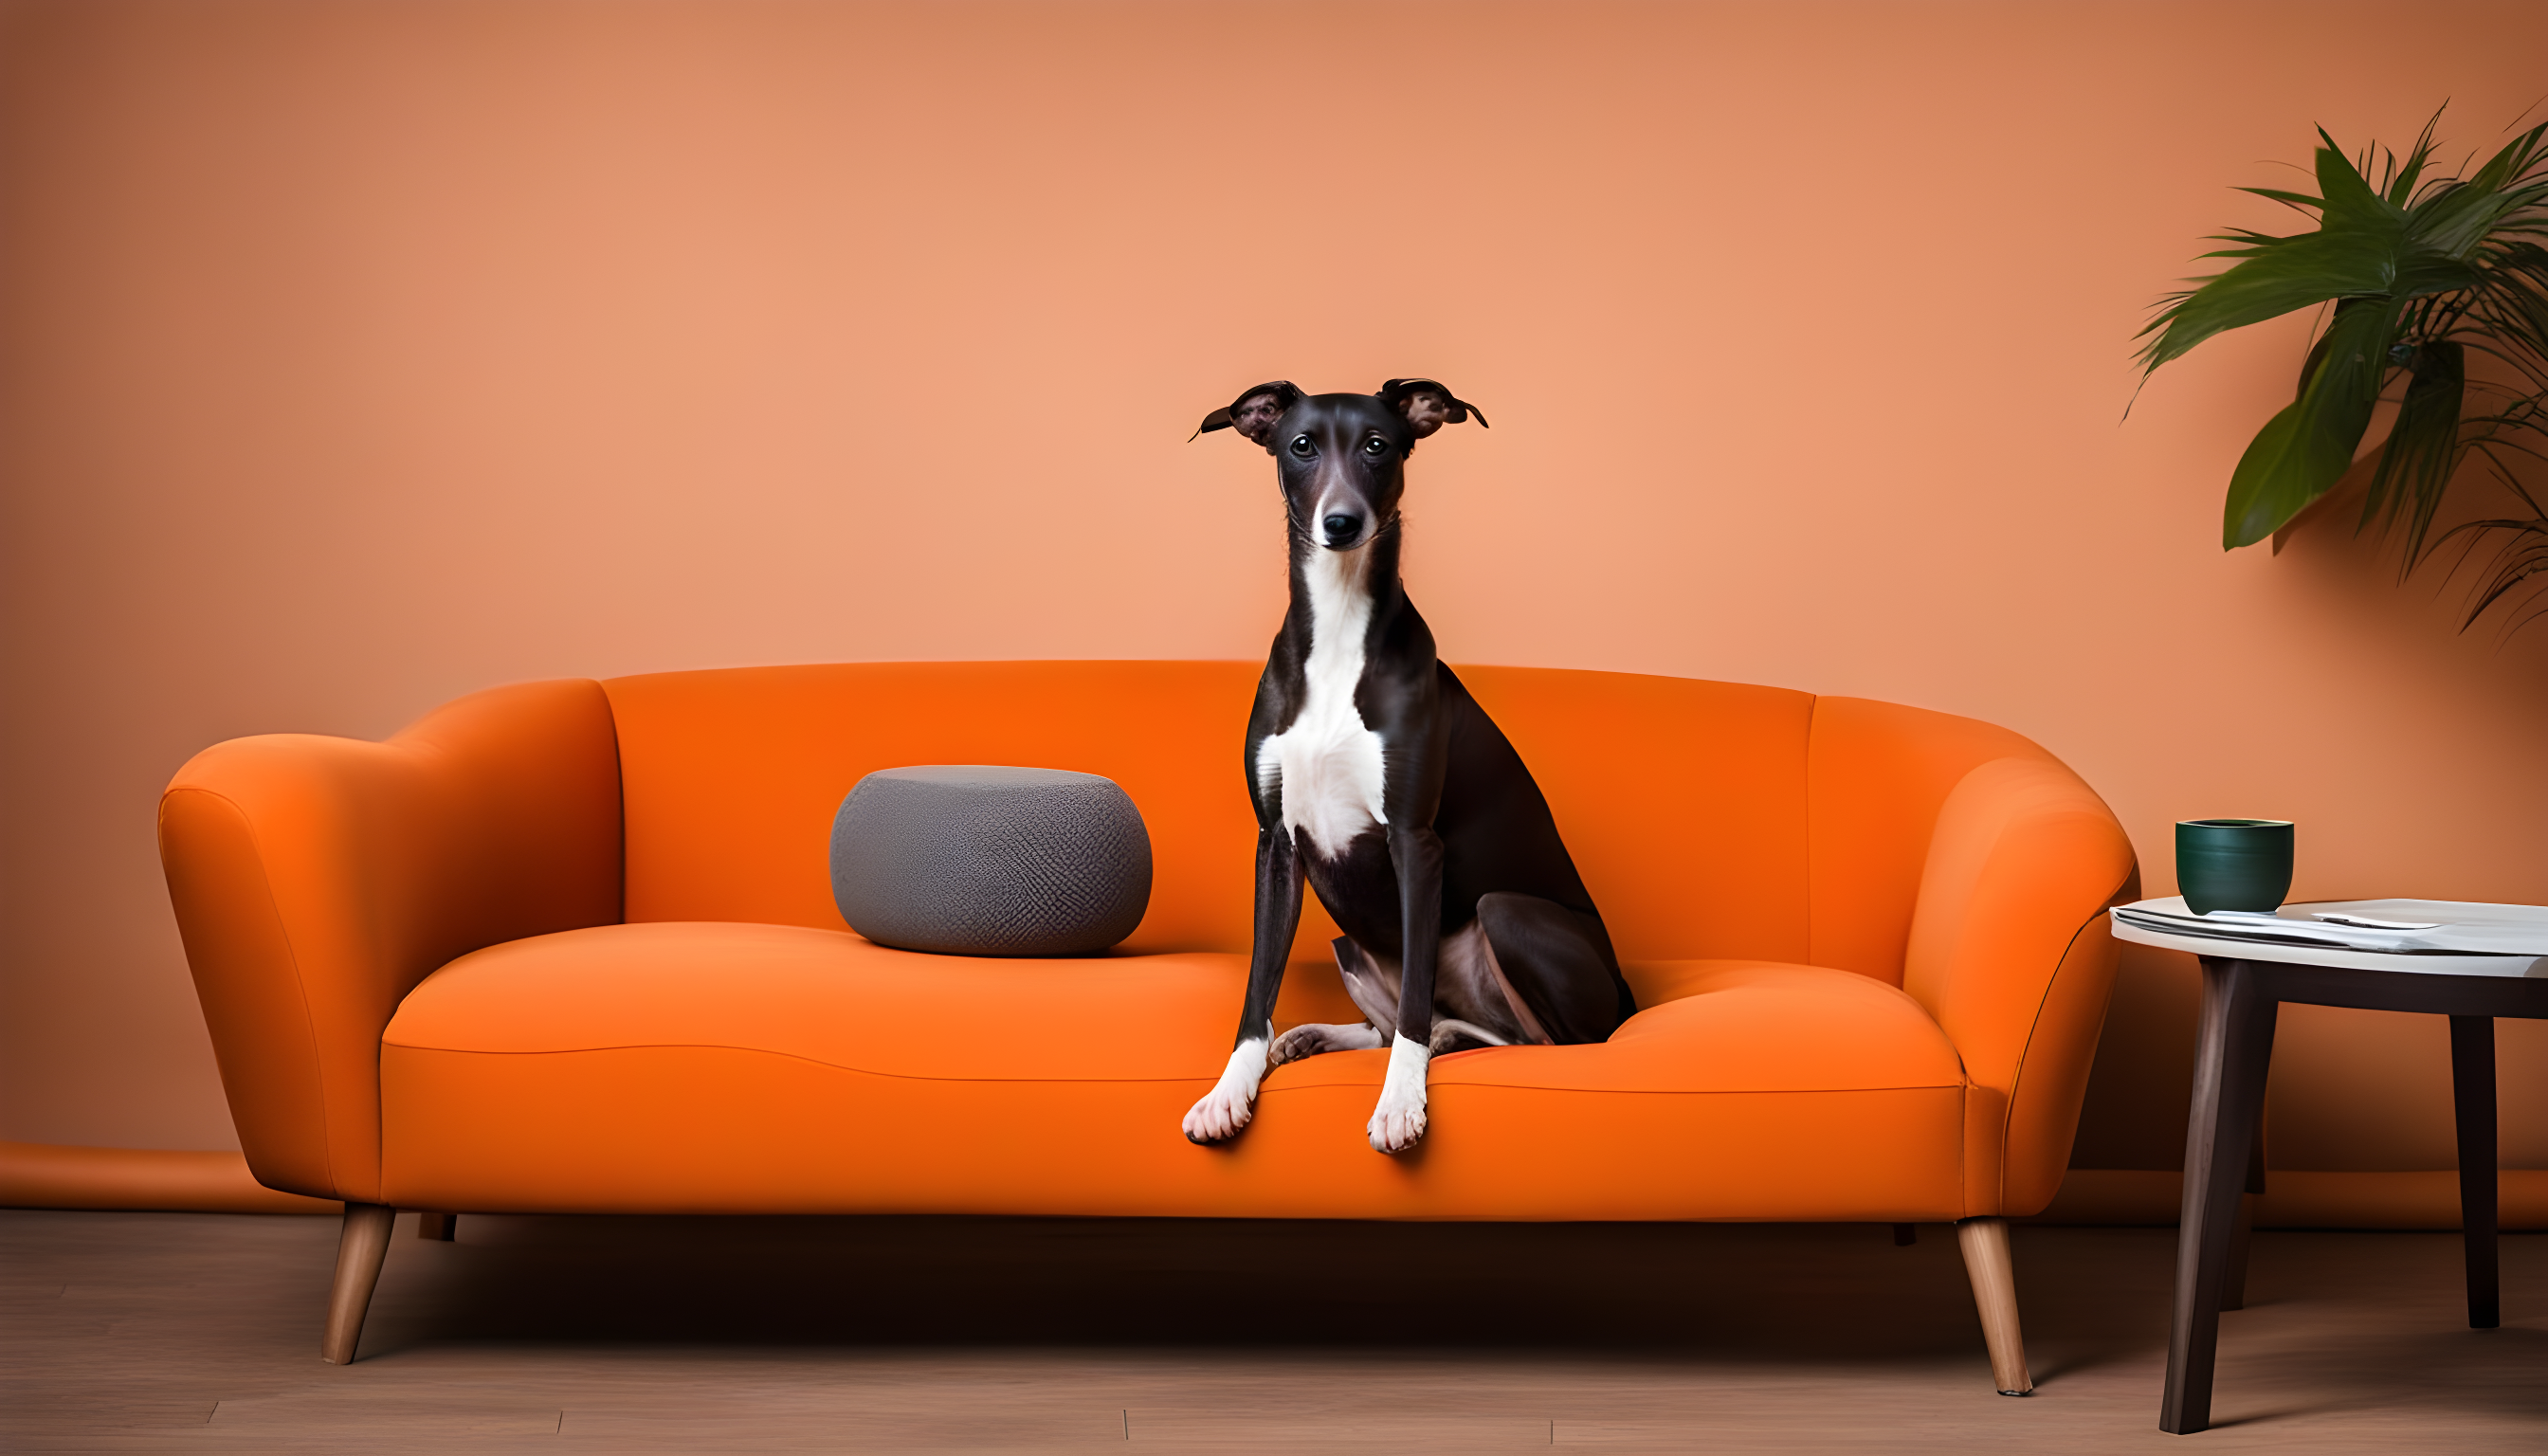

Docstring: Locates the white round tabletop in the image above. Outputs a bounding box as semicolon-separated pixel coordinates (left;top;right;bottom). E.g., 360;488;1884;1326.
2109;898;2546;978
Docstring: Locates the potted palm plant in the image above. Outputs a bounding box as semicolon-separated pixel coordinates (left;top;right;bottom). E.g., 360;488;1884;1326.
2138;114;2548;631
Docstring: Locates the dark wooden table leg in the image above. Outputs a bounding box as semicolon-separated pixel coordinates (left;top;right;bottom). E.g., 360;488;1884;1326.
2448;1015;2499;1330
2221;1191;2254;1314
2220;1116;2266;1312
2161;957;2279;1436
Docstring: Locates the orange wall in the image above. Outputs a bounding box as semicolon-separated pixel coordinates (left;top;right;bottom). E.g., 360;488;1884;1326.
3;0;2543;1174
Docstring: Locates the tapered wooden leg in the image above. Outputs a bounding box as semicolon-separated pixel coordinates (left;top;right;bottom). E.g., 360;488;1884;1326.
2221;1123;2265;1312
2449;1015;2499;1330
417;1211;457;1241
320;1203;396;1365
1956;1217;2032;1394
2161;957;2279;1435
2220;1194;2254;1312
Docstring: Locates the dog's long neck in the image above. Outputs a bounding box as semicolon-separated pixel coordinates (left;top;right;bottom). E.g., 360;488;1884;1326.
1263;517;1407;850
1288;522;1405;664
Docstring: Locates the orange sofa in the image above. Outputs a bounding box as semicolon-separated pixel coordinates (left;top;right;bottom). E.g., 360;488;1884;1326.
159;662;2137;1387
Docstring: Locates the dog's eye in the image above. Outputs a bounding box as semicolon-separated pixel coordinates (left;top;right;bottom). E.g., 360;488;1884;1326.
1289;436;1314;458
1363;437;1389;456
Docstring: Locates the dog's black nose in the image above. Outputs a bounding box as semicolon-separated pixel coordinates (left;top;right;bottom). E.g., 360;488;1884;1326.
1321;513;1361;546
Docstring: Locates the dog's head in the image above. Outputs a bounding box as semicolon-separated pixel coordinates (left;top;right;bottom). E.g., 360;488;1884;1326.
1193;379;1487;552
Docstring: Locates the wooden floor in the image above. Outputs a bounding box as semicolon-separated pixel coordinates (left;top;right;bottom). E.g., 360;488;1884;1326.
2;1210;2539;1453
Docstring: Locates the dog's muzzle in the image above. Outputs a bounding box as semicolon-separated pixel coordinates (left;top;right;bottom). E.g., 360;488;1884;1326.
1320;513;1363;550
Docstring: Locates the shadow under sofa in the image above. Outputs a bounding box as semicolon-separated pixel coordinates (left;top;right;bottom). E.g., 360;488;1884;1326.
156;660;2139;1391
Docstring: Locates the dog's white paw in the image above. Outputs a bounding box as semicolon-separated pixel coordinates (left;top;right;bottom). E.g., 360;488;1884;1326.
1184;1038;1268;1144
1185;1083;1253;1143
1367;1032;1431;1154
1367;1100;1427;1154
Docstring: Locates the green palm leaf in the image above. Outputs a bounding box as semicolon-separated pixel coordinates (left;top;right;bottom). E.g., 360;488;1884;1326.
2146;116;2548;578
2136;132;2414;374
2221;298;2399;547
2359;339;2466;561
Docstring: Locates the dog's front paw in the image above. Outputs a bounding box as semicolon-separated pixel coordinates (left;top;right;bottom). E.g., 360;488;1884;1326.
1367;1098;1427;1154
1184;1083;1253;1143
1367;1032;1430;1155
1184;1038;1268;1144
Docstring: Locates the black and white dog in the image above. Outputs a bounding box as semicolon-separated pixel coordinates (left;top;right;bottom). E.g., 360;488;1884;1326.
1181;379;1635;1154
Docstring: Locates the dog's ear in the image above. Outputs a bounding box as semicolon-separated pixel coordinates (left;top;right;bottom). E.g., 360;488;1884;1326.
1377;378;1489;437
1192;381;1304;446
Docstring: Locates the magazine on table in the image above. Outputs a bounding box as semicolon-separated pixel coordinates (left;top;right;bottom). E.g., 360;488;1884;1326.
2110;898;2548;956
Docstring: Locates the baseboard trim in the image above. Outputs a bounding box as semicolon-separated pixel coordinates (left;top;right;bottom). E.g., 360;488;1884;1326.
0;1141;339;1214
2030;1167;2548;1229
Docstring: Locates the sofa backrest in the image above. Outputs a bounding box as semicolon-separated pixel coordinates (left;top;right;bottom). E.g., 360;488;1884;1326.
1433;671;2057;982
605;662;1268;955
601;661;2064;984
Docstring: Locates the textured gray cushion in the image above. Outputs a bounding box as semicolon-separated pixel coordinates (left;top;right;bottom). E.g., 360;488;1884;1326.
828;766;1153;956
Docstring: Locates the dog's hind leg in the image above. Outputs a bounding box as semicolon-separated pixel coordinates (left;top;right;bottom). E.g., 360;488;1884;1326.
1474;893;1631;1045
1268;937;1395;1069
1426;1017;1513;1055
1268;1020;1386;1067
1432;920;1542;1047
1329;936;1403;1040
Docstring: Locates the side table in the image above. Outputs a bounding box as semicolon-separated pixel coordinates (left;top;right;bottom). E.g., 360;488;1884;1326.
2109;899;2548;1435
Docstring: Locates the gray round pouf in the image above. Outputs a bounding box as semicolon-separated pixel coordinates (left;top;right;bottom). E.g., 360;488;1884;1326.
828;765;1153;956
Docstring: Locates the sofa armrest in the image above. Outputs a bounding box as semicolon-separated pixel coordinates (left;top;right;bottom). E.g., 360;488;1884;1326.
157;680;623;1203
1901;756;2138;1219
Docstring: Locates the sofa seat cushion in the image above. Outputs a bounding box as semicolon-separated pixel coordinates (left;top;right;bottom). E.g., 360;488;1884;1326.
384;921;1233;1082
380;923;1972;1220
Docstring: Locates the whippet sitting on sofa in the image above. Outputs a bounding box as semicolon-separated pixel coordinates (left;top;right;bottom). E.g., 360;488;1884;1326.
1180;378;1636;1154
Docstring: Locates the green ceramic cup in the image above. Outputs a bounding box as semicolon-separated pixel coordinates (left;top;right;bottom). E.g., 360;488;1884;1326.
2175;819;2294;916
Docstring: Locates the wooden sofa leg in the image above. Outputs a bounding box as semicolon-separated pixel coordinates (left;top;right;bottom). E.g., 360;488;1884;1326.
321;1203;397;1365
1956;1216;2034;1395
417;1211;457;1241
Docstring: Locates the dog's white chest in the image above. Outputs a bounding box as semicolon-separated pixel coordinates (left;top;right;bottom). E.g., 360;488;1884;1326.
1261;694;1388;860
1256;550;1389;860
